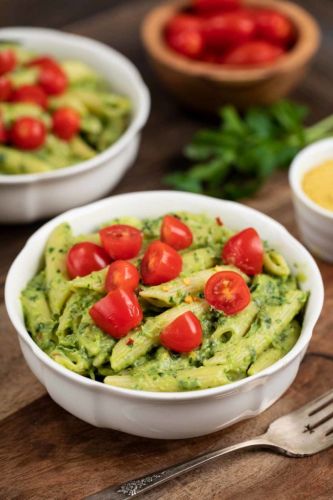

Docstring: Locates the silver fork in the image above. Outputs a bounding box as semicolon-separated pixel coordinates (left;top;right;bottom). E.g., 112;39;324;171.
86;389;333;500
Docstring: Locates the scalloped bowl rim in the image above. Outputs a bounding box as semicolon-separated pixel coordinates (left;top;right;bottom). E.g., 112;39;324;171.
0;27;150;184
5;191;324;401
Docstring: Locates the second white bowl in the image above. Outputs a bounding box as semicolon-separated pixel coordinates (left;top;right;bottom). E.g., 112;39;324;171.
0;28;150;223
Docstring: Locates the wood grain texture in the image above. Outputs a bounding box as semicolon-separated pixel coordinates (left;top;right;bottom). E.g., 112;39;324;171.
0;0;333;498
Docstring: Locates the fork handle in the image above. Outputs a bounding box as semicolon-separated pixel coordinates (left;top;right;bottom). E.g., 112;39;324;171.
85;435;273;500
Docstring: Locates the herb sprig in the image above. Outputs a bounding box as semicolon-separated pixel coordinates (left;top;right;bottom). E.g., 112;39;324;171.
165;100;333;200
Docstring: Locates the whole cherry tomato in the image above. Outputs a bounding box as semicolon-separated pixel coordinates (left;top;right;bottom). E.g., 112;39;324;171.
166;14;202;35
161;215;193;250
165;14;204;59
0;49;16;75
254;9;295;47
11;84;48;108
202;11;256;50
105;260;140;292
141;240;182;286
100;224;143;260
0;76;13;101
38;65;68;95
204;270;250;315
66;242;110;279
52;107;81;140
166;29;205;59
89;288;143;338
27;55;61;71
0;118;7;143
160;311;203;353
222;40;284;65
193;0;240;14
10;117;46;150
222;227;263;275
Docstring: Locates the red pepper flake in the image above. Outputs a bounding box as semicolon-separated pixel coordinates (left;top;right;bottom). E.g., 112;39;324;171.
216;217;223;226
126;338;134;346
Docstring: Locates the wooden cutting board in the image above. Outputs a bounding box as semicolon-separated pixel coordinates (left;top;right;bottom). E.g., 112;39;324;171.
1;0;333;498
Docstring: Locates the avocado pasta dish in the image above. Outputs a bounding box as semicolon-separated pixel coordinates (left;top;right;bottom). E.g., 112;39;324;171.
0;43;131;174
21;212;308;392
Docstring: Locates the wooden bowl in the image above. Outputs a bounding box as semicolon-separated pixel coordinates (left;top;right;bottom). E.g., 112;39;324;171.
141;0;321;111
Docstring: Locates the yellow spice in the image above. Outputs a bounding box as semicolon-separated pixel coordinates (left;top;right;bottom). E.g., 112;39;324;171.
302;160;333;211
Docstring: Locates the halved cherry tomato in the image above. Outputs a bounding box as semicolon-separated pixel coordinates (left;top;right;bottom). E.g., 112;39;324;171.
141;240;182;285
222;227;263;275
222;40;284;65
105;260;140;292
204;270;250;314
166;29;205;59
0;76;13;101
27;56;61;71
161;215;193;250
10;117;46;150
89;288;143;338
193;0;240;14
52;107;80;140
0;118;7;143
66;242;110;279
202;11;256;50
160;311;203;353
11;84;48;108
100;224;143;260
38;65;68;95
254;9;295;47
0;49;16;75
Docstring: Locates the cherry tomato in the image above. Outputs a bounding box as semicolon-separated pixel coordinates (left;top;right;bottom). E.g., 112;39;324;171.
202;11;256;50
222;40;284;65
161;215;193;250
166;29;205;59
160;311;203;353
11;84;48;108
254;9;295;47
100;224;143;260
0;76;13;101
27;55;61;71
105;260;140;292
0;118;7;143
52;107;81;140
66;242;110;279
193;0;240;14
141;240;182;286
222;227;263;275
166;14;202;35
0;49;16;75
89;288;143;338
38;65;68;95
204;270;250;315
10;117;46;150
165;14;205;59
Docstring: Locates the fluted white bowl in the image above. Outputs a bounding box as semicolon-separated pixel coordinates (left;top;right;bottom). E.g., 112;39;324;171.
5;191;324;438
289;138;333;263
0;28;150;223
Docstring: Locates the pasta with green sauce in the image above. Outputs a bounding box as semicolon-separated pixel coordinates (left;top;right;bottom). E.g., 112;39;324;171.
21;211;308;392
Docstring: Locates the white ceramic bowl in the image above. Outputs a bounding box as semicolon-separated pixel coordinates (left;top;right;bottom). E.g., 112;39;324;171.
289;138;333;263
0;28;150;224
5;191;324;439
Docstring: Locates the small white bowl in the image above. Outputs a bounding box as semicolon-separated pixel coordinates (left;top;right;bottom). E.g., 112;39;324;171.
5;191;323;439
0;28;150;223
289;138;333;263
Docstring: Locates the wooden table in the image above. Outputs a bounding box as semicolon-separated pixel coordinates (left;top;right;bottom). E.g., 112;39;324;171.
1;1;333;498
